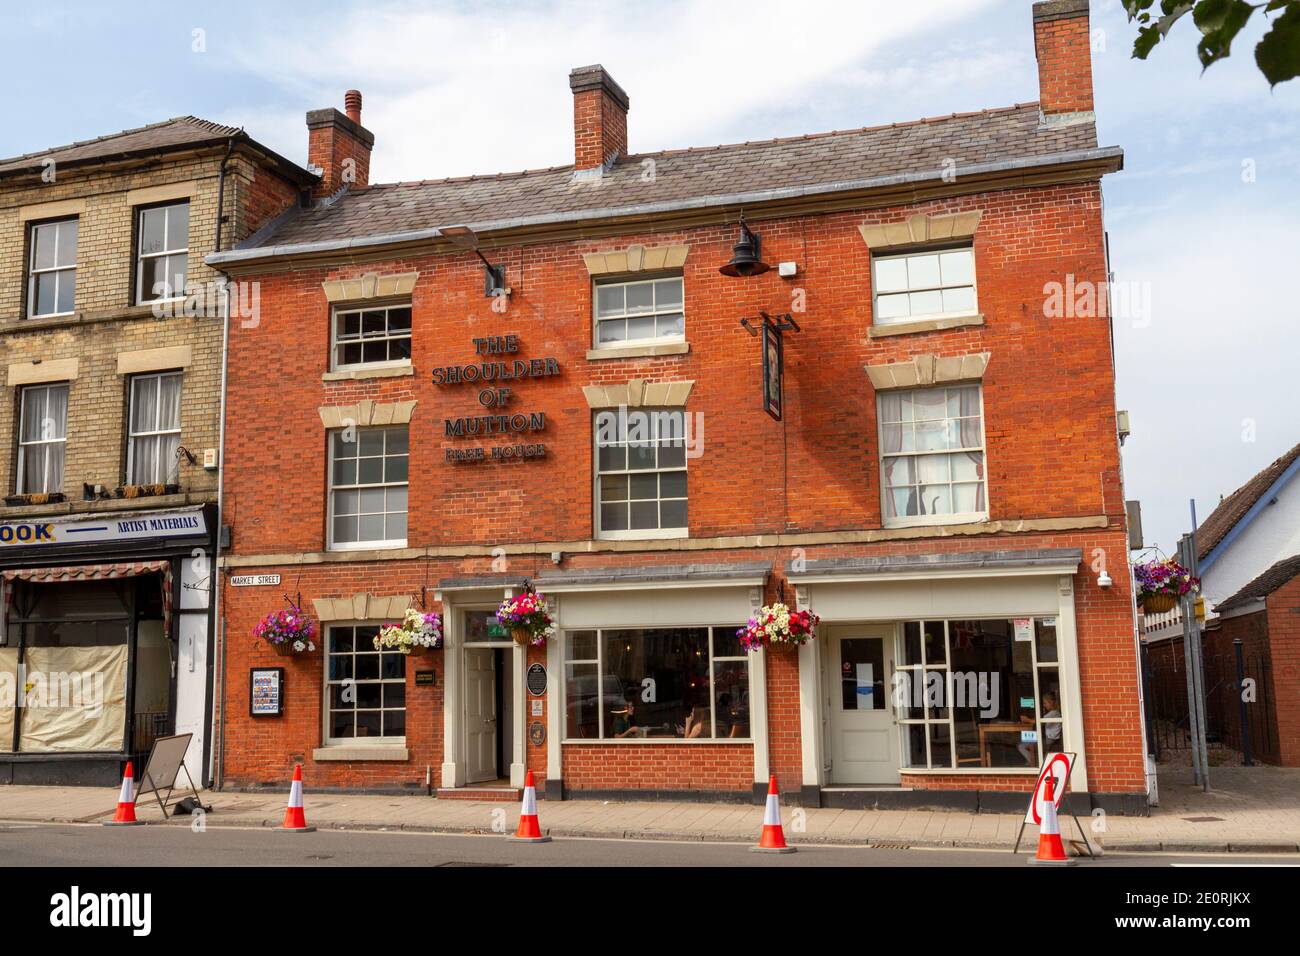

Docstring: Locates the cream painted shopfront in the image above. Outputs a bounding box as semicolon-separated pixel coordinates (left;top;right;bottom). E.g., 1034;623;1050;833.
429;547;1117;809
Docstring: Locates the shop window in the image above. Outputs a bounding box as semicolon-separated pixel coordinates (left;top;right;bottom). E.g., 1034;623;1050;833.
17;383;68;495
331;303;412;370
594;408;687;539
135;201;189;304
872;245;976;325
127;371;182;485
563;626;749;740
593;276;684;347
327;426;409;549
27;218;78;318
878;385;986;527
324;624;406;742
896;618;1065;770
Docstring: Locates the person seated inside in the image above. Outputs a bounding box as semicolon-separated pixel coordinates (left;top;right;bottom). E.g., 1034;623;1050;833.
610;694;640;738
1017;691;1063;765
681;705;709;739
716;693;746;738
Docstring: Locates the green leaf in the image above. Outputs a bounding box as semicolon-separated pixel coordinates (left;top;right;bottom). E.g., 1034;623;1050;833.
1133;22;1165;58
1256;4;1300;85
1193;0;1255;67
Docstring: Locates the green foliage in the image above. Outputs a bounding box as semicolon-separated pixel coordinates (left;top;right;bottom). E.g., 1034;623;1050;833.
1122;0;1300;85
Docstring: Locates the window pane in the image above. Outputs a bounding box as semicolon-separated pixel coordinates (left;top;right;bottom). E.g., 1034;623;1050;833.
948;619;1040;768
656;312;684;337
139;208;166;255
598;443;625;472
165;203;189;249
952;482;982;513
55;270;76;314
600;503;628;531
906;254;941;288
597;319;625;343
654;278;683;308
659;470;686;499
874;257;909;293
33;272;58;315
1036;619;1059;664
565;662;601;739
568;630;598;660
626;314;655;340
628;500;658;529
657;442;686;469
929;723;953;768
659;498;687;528
918;484;951;516
839;638;884;711
939;249;973;285
625;281;654;313
876;292;910;320
32;223;58;270
628;473;657;500
712;626;745;659
599;474;628;501
916;454;949;484
941;286;975;314
601;628;710;738
595;285;624;317
713;660;749;737
908;289;943;316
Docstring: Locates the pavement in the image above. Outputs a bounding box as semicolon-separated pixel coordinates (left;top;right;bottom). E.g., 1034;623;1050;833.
1;765;1297;855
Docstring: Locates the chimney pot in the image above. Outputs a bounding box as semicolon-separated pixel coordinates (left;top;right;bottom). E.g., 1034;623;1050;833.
345;89;363;124
1033;0;1094;119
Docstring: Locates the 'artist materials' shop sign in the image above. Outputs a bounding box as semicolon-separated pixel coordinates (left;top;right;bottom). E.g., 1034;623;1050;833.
432;335;558;463
0;507;207;547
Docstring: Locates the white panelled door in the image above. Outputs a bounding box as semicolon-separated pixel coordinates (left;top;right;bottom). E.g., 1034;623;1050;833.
464;648;497;783
825;625;900;784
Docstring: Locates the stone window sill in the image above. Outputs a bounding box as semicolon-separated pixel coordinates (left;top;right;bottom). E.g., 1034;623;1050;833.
322;365;414;382
0;305;166;335
312;745;410;762
868;314;984;338
586;341;690;361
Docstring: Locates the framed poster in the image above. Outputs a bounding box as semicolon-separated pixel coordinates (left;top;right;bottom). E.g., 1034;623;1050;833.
762;317;784;421
250;668;284;717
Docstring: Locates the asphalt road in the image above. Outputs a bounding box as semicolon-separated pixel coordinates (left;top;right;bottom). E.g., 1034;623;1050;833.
3;822;1297;867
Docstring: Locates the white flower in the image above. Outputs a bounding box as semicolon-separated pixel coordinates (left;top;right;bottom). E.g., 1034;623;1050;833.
293;640;306;653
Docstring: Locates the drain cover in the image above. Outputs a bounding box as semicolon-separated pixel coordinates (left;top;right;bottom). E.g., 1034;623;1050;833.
868;842;911;850
1182;816;1225;823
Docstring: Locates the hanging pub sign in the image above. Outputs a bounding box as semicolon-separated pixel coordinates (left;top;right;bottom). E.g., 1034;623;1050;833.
741;312;800;422
431;334;559;464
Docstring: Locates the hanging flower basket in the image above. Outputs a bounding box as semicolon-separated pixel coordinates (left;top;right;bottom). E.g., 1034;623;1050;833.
496;591;555;647
1133;558;1199;615
373;608;443;655
737;603;821;652
254;605;317;655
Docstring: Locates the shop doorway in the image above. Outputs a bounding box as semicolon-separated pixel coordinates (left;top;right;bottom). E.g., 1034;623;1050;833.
461;610;516;786
825;624;900;785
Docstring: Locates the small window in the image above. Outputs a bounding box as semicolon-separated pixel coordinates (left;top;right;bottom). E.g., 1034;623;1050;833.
878;385;986;526
593;276;684;347
17;383;68;495
27;219;78;318
328;426;409;549
332;304;412;370
594;408;687;538
325;624;406;742
127;372;182;485
135;202;189;304
872;246;976;325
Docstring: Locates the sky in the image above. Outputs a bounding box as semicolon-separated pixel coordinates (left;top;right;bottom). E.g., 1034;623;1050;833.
5;0;1298;555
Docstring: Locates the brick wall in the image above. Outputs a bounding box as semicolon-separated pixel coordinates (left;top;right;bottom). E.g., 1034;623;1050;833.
1266;576;1300;765
0;146;299;512
219;176;1143;796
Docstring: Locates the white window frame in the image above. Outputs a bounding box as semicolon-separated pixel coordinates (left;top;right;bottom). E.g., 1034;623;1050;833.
593;408;688;541
135;201;189;305
562;625;752;742
326;426;409;551
330;303;413;372
126;371;182;486
592;275;685;349
323;621;407;745
895;617;1065;772
871;244;977;326
27;218;78;318
16;383;68;495
877;384;988;529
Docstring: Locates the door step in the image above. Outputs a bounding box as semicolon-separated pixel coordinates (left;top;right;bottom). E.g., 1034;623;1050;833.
436;787;522;802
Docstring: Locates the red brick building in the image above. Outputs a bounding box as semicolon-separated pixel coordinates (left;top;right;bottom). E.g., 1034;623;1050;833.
210;0;1147;812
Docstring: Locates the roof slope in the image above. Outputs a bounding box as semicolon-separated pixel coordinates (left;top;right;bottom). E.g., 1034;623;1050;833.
0;117;244;177
1217;553;1300;612
244;102;1103;249
1197;441;1300;561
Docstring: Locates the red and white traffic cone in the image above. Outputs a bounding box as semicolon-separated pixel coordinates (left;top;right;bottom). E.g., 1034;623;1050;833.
509;769;551;843
750;774;796;854
277;764;316;833
1031;774;1074;865
103;761;143;826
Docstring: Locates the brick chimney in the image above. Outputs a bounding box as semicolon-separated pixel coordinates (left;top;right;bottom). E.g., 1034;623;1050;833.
306;90;374;199
1033;0;1094;121
569;65;629;172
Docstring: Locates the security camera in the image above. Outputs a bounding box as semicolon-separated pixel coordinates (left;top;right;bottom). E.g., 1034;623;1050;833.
1097;570;1113;589
551;551;563;566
